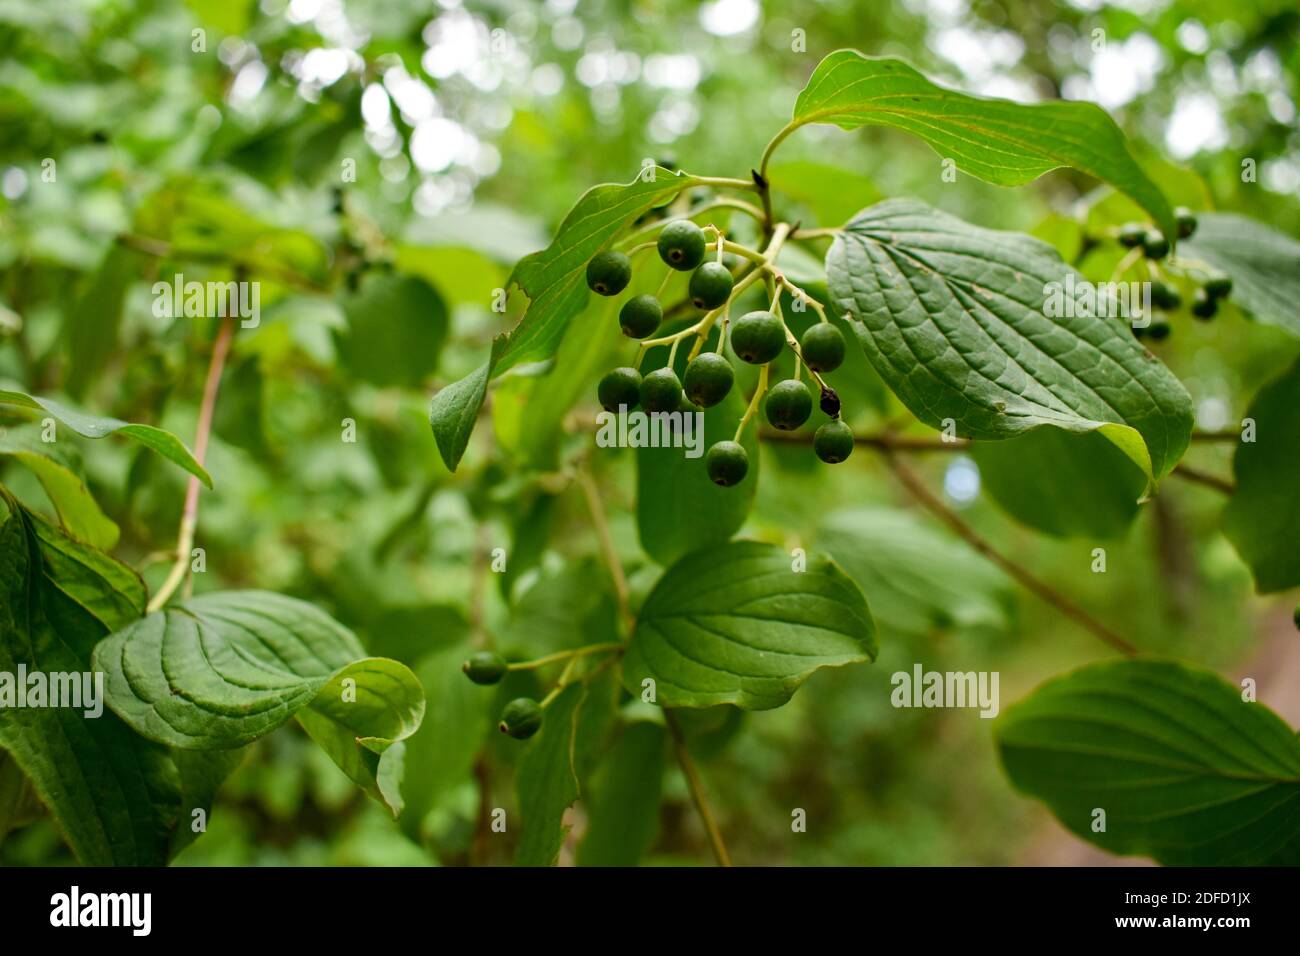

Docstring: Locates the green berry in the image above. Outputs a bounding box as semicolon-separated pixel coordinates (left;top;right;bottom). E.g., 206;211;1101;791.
598;367;642;412
1191;288;1218;320
1142;230;1170;260
683;352;734;408
619;294;662;339
813;419;854;464
689;261;734;310
462;651;508;685
641;367;683;413
764;379;813;431
1146;318;1171;341
657;220;706;271
800;323;845;372
586;250;632;296
1174;206;1198;239
1204;272;1233;299
499;698;543;739
1151;281;1181;310
1118;223;1145;248
730;310;785;365
705;440;748;487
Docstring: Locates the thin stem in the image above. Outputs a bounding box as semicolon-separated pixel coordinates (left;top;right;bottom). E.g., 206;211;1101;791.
655;266;675;299
576;464;634;634
539;654;581;708
1172;463;1235;495
721;240;767;266
507;643;623;671
758;121;801;182
664;710;732;867
692;175;761;193
880;450;1139;656
147;315;236;613
734;363;769;441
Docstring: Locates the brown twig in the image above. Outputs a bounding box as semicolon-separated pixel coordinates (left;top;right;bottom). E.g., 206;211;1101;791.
1171;463;1235;495
664;710;733;867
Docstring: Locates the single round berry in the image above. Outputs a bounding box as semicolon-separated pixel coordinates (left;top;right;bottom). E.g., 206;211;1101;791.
641;367;683;413
764;379;813;431
1174;206;1198;239
1191;288;1218;320
1118;223;1146;248
586;250;632;296
1147;319;1172;341
1142;230;1170;260
1151;281;1181;310
1204;272;1233;299
657;220;706;271
499;698;543;739
598;367;642;412
462;651;508;685
683;352;734;408
706;440;748;487
800;323;846;372
730;310;785;365
813;419;855;464
619;294;663;339
689;261;734;310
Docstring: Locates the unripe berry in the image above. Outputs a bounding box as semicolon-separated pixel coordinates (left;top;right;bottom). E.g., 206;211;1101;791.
1174;206;1198;239
1147;318;1172;341
1118;223;1146;248
1150;281;1181;310
463;651;508;685
586;250;632;296
641;367;684;413
683;352;735;408
799;322;846;372
620;294;662;339
764;379;813;431
1204;273;1233;299
598;367;642;412
813;419;855;464
657;220;706;271
689;261;734;310
1191;288;1218;320
705;440;748;486
499;698;543;739
730;310;785;364
1142;230;1170;260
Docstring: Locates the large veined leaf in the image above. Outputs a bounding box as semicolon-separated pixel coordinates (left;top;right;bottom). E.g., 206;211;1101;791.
997;660;1300;866
93;590;425;814
1180;213;1300;339
826;199;1193;483
0;426;120;549
816;507;1014;637
0;493;201;865
577;719;666;867
0;389;212;487
788;51;1175;240
430;168;698;470
1223;358;1300;593
622;540;876;710
515;683;586;867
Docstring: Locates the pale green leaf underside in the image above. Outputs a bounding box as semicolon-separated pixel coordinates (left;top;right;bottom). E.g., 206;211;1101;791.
622;540;876;710
0;389;212;488
1181;213;1300;338
791;51;1175;240
997;659;1300;866
826;199;1193;482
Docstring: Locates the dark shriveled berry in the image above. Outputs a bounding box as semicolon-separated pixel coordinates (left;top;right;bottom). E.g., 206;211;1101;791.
619;294;662;339
586;250;632;296
689;261;734;310
598;367;642;411
499;698;543;739
683;352;734;408
657;220;707;271
730;310;785;364
764;379;813;431
706;440;748;486
800;322;846;372
640;367;683;413
813;420;855;464
819;386;841;418
463;651;507;685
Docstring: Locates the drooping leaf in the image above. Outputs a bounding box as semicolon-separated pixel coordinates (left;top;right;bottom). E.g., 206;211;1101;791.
996;659;1300;866
1223;357;1300;593
0;389;212;487
817;507;1014;637
971;428;1147;538
1180;213;1300;339
92;590;425;814
0;426;120;549
577;719;666;867
515;682;586;867
337;273;448;388
825;199;1193;483
622;540;876;710
790;51;1175;240
429;357;492;473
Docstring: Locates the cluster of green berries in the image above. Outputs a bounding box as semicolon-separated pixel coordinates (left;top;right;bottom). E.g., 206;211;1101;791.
462;651;544;739
1115;208;1233;340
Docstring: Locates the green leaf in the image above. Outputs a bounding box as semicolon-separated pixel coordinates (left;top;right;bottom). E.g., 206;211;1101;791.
1181;213;1300;338
577;720;666;866
337;273;448;388
429;168;697;471
515;682;585;867
622;540;876;710
92;591;425;814
826;199;1193;483
817;507;1014;637
64;245;146;399
790;51;1175;241
0;427;120;549
996;659;1300;866
972;428;1147;538
0;750;43;845
1223;357;1300;593
766;160;881;226
636;386;758;566
0;389;212;488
